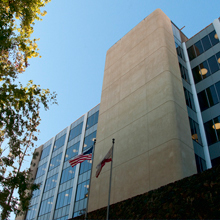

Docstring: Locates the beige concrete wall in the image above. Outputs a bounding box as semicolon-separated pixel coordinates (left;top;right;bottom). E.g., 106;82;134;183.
88;9;197;212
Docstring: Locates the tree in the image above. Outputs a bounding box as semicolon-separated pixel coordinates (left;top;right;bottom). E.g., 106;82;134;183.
0;0;56;219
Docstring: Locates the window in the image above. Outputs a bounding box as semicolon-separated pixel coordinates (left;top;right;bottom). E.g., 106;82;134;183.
204;119;218;145
207;55;219;74
25;204;38;220
65;142;80;162
38;197;54;216
194;40;204;56
209;30;219;47
44;173;58;192
68;123;83;141
40;145;51;160
60;166;76;184
184;88;195;111
75;180;89;202
79;160;92;175
189;118;202;145
86;111;99;130
179;63;190;83
49;153;62;171
187;45;196;61
83;131;96;150
53;134;66;152
201;35;211;51
195;155;206;173
36;163;47;178
197;90;209;111
32;182;42;198
55;188;72;209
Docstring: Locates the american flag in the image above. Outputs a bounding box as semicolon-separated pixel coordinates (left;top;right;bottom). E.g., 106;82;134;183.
69;146;93;168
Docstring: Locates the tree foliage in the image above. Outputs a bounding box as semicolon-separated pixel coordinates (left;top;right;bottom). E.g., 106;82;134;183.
0;0;56;219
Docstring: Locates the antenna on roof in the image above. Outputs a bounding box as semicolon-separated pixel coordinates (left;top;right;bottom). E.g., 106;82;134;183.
180;26;185;31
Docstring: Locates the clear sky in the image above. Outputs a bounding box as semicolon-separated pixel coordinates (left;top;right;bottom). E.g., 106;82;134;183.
20;0;220;157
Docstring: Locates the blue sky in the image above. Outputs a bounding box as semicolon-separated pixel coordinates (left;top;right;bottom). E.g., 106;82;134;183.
21;0;220;151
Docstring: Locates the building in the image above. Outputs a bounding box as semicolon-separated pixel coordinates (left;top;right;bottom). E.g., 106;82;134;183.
18;9;220;220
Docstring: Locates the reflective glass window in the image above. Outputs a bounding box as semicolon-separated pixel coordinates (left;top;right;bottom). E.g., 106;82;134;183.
86;111;99;130
179;63;190;83
216;52;220;66
36;163;47;178
53;134;66;152
25;204;38;220
207;55;219;74
187;45;196;61
68;122;83;142
65;142;80;162
209;30;219;46
184;88;195;111
197;90;209;111
56;188;72;209
213;116;220;142
199;60;211;80
201;35;211;51
192;66;203;84
38;196;54;216
194;40;204;56
204;119;218;145
215;81;220;99
60;166;76;184
32;182;42;198
189;118;202;145
79;160;92;175
49;153;62;171
206;85;218;107
195;155;206;173
176;46;185;60
75;180;89;201
40;145;51;160
44;173;58;192
83;131;96;150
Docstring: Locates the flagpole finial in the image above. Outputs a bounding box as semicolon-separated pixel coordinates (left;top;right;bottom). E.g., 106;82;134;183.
112;138;115;144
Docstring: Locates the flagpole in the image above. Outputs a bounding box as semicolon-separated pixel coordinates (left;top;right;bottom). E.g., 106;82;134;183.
84;139;96;220
106;138;115;220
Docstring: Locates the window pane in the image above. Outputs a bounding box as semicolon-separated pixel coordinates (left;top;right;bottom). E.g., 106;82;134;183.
199;60;210;80
206;85;219;107
65;142;80;161
192;65;203;83
86;111;99;130
179;63;190;83
189;118;202;145
209;30;219;46
79;160;92;175
36;163;47;178
207;55;219;74
187;45;196;61
40;145;51;160
216;52;220;66
201;35;211;51
204;119;218;145
213;116;220;142
68;123;83;141
197;90;209;111
215;81;220;100
60;166;76;184
49;153;62;171
83;131;96;150
194;40;204;56
53;134;66;152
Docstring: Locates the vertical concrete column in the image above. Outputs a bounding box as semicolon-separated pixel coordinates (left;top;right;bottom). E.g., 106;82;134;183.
182;42;212;169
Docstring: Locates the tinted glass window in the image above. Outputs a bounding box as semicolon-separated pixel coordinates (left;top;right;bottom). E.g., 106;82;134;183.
216;52;220;65
36;163;47;178
197;90;209;111
209;31;219;46
179;63;190;83
199;60;210;79
65;142;80;162
79;160;92;175
201;35;211;51
40;145;51;160
184;88;195;111
56;188;72;209
86;111;99;130
192;66;203;84
38;197;54;216
204;119;218;145
189;118;202;145
213;116;220;142
53;134;66;152
194;40;204;56
32;182;42;198
68;122;83;142
75;179;89;201
206;85;218;107
44;174;58;192
83;131;96;150
207;55;219;74
49;153;62;171
187;45;196;61
215;81;220;99
60;166;76;184
195;154;207;173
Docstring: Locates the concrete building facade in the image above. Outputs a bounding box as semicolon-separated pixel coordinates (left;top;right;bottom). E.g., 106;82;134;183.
19;9;220;220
